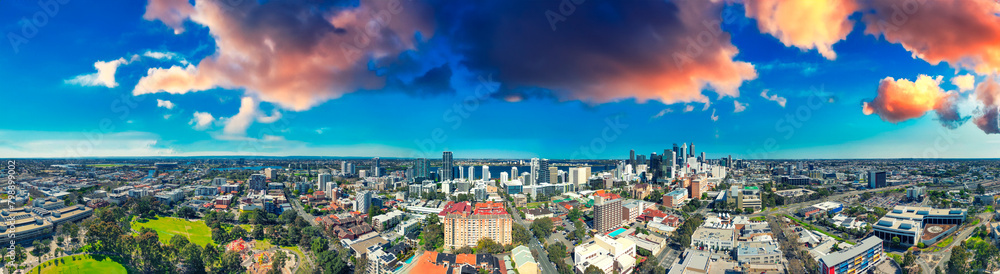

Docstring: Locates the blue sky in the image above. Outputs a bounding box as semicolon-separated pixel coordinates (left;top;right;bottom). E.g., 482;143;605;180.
1;0;998;159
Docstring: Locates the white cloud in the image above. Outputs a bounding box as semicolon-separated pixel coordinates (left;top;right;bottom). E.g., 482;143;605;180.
190;112;215;130
683;105;695;112
156;99;175;109
760;89;787;107
710;109;719;121
952;74;975;92
143;50;180;60
64;58;129;88
221;97;283;136
315;127;330;134
734;100;747;113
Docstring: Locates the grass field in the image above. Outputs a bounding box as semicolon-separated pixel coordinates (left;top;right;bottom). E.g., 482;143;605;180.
90;164;133;168
750;216;766;222
935;236;954;248
31;254;127;274
132;217;215;246
782;214;855;245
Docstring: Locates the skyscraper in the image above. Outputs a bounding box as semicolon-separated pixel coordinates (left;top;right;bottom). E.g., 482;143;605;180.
341;161;347;175
530;158;540;185
469;166;476;181
482;165;490;180
629;149;635;166
511;166;518;180
318;173;332;192
459;166;465;180
372;157;380;177
672;143;679;162
679;143;687;165
442;151;453;181
689;143;695;158
539;159;550;184
415;158;429;179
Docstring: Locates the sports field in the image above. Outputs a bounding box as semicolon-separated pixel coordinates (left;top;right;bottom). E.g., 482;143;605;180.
132;217;215;246
31;254;127;274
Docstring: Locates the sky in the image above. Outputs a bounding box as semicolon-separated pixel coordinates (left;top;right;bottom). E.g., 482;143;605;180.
1;0;1000;159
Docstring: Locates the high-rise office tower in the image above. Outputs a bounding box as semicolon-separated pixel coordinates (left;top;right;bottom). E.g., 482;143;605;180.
539;159;550;184
530;158;540;185
549;166;558;185
511;167;518;180
459;166;465;180
415;158;429;179
672;144;679;162
500;172;509;183
372;157;380;177
700;152;706;163
482;165;490;180
689;143;695;158
318;173;332;192
728;155;733;168
469;166;475;181
341;161;347;175
679;143;687;165
629;150;635;166
442;151;453;181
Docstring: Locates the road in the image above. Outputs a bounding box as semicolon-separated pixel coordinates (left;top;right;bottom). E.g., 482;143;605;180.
508;201;559;274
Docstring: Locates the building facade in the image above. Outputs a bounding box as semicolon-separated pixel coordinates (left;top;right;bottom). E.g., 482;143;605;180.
440;201;513;248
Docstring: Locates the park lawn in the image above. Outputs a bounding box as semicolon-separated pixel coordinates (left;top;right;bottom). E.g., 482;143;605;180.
782;214;855;245
750;216;766;222
255;238;274;250
132;216;215;246
31;254;128;274
935;236;954;248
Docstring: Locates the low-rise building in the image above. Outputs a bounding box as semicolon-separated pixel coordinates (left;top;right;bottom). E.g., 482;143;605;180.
817;236;883;274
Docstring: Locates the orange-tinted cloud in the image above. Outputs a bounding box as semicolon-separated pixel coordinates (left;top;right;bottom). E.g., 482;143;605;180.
861;0;1000;75
862;75;963;126
974;78;1000;133
742;0;858;59
136;0;434;111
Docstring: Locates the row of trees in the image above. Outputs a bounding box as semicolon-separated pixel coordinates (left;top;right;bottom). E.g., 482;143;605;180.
84;206;247;273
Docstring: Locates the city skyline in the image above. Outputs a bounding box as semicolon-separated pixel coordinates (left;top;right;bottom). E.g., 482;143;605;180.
3;0;1000;159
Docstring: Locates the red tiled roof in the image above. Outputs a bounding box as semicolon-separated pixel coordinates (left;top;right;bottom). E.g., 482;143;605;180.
439;201;472;216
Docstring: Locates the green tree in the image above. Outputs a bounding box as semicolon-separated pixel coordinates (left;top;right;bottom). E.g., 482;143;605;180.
530;218;554;239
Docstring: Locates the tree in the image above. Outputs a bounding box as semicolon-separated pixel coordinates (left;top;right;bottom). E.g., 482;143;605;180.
230;225;248;240
183;242;204;274
902;251;915;268
202;243;219;270
170;235;191;250
892;236;901;248
271;250;289;271
584;265;605;274
573;219;587;241
546;242;567;263
831;243;841;252
512;224;531;245
530;218;554;239
218;251;246;273
252;224;265;240
455;246;474;254
476;238;505;254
